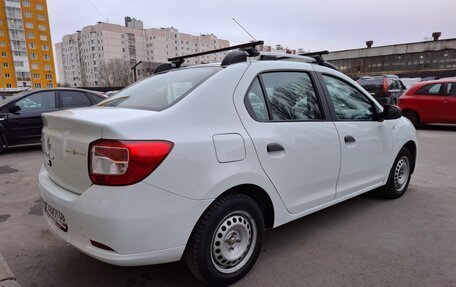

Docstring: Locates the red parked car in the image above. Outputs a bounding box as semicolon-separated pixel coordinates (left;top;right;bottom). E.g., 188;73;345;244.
398;79;456;126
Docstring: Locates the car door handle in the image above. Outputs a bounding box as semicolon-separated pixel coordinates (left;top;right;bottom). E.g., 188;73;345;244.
344;136;356;143
267;143;285;153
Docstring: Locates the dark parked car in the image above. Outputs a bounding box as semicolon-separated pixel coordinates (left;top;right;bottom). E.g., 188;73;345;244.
0;88;106;153
357;75;406;106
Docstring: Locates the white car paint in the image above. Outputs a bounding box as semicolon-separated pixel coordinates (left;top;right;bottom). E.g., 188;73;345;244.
38;59;417;267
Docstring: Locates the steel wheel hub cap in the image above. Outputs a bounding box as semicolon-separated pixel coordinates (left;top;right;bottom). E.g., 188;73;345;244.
394;156;410;191
211;211;257;274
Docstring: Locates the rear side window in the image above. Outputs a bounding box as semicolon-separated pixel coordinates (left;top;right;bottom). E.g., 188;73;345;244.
446;83;456;96
357;78;383;93
415;83;442;95
99;67;220;111
60;91;91;108
245;78;269;120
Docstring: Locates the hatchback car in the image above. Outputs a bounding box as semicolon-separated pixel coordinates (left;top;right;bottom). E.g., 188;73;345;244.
38;46;417;286
0;88;106;153
357;75;407;106
399;79;456;126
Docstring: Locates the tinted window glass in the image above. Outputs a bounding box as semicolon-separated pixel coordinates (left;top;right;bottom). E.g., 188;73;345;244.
61;91;91;108
416;83;442;95
260;72;321;121
99;67;220;111
446;83;456;96
323;75;374;120
15;91;56;112
245;78;269;121
357;78;383;93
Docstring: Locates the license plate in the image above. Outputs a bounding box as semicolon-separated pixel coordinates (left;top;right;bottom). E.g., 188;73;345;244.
44;202;68;232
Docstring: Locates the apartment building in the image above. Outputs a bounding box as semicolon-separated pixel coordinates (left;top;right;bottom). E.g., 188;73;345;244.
56;18;230;87
0;0;56;90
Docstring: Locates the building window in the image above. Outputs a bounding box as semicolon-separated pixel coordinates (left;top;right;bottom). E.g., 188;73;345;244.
40;35;47;41
33;73;39;79
44;65;50;70
27;33;34;39
0;31;3;36
6;84;11;88
30;53;37;59
36;4;43;10
37;14;45;20
41;44;48;51
34;83;41;88
22;0;30;7
0;42;5;47
4;73;10;78
3;63;8;68
25;22;33;28
24;11;32;18
38;25;46;31
46;83;52;88
29;43;36;49
45;74;52;79
43;54;49;60
1;52;6;57
31;63;39;69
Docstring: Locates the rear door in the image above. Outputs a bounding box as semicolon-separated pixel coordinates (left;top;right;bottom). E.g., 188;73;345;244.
442;82;456;123
320;74;392;198
6;91;57;145
237;67;341;214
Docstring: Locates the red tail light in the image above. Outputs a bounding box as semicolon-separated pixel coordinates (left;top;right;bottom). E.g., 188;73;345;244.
383;79;388;93
89;139;174;186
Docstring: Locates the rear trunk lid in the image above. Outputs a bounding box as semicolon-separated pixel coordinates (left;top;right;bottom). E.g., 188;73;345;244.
41;107;155;194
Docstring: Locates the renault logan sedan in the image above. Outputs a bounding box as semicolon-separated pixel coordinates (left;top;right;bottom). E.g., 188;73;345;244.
38;50;417;286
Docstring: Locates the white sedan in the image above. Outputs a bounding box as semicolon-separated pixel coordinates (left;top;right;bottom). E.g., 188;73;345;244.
39;51;417;286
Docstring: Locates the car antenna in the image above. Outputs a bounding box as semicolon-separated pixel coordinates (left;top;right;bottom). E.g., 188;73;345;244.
232;18;257;41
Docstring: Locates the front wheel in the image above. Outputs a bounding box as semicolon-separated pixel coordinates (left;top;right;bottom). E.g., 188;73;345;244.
380;148;413;199
184;192;264;286
0;134;5;154
403;111;420;128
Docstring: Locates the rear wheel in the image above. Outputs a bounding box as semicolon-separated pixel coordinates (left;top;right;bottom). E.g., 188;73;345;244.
184;192;264;286
0;134;5;154
380;148;413;199
403;110;420;127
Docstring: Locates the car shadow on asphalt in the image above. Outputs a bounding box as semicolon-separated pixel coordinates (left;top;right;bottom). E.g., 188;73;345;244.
1;144;42;155
418;124;456;131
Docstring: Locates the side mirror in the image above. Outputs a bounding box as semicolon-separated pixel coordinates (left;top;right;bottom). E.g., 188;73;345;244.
9;105;21;114
383;104;402;120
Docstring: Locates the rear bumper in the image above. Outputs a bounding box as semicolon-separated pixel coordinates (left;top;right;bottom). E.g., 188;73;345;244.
38;165;212;266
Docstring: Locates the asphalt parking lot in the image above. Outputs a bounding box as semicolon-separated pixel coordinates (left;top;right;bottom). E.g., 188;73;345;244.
0;126;455;287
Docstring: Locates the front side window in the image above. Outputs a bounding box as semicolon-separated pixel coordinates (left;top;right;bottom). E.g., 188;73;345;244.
416;83;442;95
60;91;91;108
99;67;220;111
323;75;375;121
260;72;322;121
14;91;56;112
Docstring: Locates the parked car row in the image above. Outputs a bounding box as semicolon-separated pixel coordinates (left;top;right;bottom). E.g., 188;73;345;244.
0;88;107;153
356;74;456;127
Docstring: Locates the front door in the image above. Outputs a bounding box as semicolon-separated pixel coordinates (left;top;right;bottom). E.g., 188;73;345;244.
320;74;392;198
7;91;57;145
238;69;341;214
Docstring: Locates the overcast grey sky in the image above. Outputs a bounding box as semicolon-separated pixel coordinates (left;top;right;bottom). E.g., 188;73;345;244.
48;0;456;52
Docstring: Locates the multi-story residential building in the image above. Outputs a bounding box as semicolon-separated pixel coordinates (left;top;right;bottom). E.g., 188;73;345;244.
56;18;230;87
0;0;56;90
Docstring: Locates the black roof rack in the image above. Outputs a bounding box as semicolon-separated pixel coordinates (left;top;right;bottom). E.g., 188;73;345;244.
153;40;338;74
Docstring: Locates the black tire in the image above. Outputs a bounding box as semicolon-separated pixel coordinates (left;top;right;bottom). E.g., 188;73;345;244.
380;148;413;199
184;192;264;286
0;134;5;154
403;110;420;128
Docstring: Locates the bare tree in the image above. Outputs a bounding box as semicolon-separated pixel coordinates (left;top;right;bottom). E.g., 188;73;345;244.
98;59;131;87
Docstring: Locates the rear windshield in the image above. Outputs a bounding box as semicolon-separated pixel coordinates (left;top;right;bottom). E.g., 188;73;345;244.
357;78;383;93
98;67;221;111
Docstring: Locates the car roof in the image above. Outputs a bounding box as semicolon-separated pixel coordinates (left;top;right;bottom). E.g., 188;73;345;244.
413;78;456;86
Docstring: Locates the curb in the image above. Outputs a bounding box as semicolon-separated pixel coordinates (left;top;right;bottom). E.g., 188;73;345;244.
0;252;21;287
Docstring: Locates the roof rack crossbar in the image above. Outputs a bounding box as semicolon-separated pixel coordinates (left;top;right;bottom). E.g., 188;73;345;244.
168;40;264;67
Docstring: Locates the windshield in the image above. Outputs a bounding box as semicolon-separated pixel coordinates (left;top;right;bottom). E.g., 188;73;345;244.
98;66;221;111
